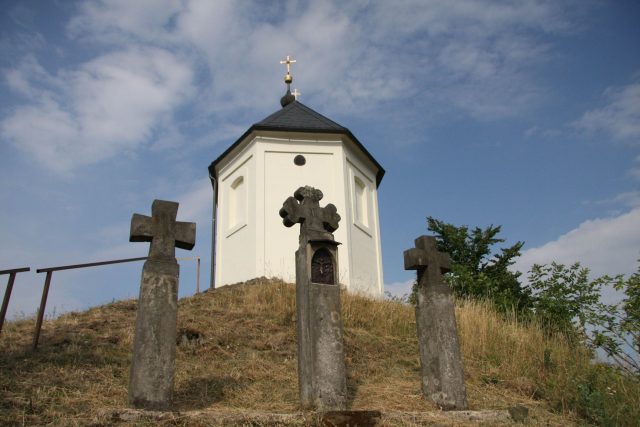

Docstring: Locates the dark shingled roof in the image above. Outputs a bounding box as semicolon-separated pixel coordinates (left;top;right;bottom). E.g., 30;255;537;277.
209;101;385;186
255;100;347;131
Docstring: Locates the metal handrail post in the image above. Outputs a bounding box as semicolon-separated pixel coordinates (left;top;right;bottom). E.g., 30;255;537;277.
32;271;53;350
0;273;18;335
177;256;201;294
197;257;201;294
0;267;30;336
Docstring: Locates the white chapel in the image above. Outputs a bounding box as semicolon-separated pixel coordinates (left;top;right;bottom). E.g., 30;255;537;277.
207;57;385;296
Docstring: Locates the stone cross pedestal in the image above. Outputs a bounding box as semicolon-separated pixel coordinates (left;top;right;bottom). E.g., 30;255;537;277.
404;235;468;410
128;199;196;410
280;186;347;410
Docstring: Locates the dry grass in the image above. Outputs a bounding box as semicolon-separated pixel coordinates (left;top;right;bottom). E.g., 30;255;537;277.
457;299;640;425
1;277;636;425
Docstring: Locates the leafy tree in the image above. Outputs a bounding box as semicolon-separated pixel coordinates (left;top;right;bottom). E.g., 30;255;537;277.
423;216;640;374
618;265;640;359
605;264;640;374
528;263;612;336
426;216;532;312
529;262;640;375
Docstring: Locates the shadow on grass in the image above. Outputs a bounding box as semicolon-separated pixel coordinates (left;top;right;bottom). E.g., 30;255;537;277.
344;334;362;409
345;371;362;410
1;334;129;374
173;376;242;410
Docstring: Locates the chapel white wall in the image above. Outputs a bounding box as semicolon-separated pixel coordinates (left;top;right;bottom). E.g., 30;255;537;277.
214;133;383;297
257;135;349;285
343;144;384;296
215;143;257;285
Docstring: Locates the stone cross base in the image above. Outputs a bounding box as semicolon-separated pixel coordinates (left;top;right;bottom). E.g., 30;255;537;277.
129;260;179;410
296;243;347;410
415;281;468;410
309;281;347;410
281;186;347;410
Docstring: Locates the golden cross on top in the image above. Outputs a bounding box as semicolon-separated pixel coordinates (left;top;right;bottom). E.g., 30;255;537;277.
292;88;301;100
280;55;296;74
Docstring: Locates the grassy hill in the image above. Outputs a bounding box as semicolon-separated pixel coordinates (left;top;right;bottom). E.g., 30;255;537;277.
1;278;638;425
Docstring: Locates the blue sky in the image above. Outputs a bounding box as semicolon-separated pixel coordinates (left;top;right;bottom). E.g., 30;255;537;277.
1;0;639;318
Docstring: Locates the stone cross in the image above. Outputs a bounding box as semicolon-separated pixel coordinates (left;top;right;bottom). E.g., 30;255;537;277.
128;199;196;410
404;235;468;410
130;200;196;259
280;186;347;411
292;88;301;100
404;235;451;285
279;186;340;244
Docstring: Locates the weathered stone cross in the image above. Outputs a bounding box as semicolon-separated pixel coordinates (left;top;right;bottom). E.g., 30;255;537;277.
128;199;195;410
130;200;196;258
404;235;468;410
404;235;451;286
279;186;341;244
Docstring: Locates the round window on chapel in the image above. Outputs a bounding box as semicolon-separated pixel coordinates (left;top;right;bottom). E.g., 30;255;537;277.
294;155;306;166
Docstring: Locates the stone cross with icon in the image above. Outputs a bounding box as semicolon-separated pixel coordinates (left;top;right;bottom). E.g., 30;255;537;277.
128;199;196;410
280;186;347;410
404;235;468;410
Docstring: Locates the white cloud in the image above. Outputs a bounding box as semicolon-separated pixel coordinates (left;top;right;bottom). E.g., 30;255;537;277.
1;47;194;174
602;191;640;209
358;0;566;119
4;54;56;98
364;0;569;41
1;0;578;174
514;208;640;280
66;0;569;119
67;0;183;44
574;81;640;144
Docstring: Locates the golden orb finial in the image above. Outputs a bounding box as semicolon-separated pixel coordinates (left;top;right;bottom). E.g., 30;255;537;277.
279;55;298;107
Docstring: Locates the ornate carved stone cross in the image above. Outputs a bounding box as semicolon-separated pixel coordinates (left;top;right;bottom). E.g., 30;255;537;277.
280;186;347;410
404;235;451;285
279;186;341;243
130;200;196;259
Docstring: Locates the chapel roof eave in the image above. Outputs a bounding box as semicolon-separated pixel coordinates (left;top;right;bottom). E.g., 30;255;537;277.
208;101;385;187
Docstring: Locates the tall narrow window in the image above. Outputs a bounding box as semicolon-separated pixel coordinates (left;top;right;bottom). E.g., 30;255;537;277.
354;176;368;227
228;176;245;229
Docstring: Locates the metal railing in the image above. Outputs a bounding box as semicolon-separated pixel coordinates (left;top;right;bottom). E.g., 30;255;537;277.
32;257;148;350
2;256;201;350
